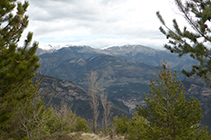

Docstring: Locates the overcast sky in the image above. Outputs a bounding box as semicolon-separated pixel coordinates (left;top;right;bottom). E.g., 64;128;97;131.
19;0;185;49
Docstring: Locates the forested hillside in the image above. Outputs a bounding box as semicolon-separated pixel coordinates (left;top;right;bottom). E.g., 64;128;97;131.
1;0;211;139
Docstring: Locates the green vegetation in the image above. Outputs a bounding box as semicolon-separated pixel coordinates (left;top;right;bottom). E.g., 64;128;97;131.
113;114;130;135
113;64;210;139
49;105;90;134
0;0;89;139
157;0;211;83
112;114;148;139
0;0;40;138
157;0;211;134
0;0;210;139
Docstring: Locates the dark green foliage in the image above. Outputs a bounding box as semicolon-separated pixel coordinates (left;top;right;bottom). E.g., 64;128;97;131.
136;64;209;139
48;105;90;135
74;117;90;132
0;0;40;136
15;84;56;139
112;114;148;140
0;81;57;139
0;1;76;139
113;114;130;135
126;115;148;140
157;0;211;83
0;0;89;139
113;64;210;139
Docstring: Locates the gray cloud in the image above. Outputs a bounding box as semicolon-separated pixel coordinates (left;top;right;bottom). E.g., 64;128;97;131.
29;0;105;21
20;0;181;49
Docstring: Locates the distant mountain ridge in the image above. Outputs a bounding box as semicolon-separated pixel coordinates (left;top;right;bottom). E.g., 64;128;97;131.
38;44;196;86
38;44;196;68
38;48;158;103
104;45;197;70
37;44;197;102
36;44;211;128
37;44;198;112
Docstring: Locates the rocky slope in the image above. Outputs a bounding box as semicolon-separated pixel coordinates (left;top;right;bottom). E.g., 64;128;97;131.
37;74;131;121
104;45;195;69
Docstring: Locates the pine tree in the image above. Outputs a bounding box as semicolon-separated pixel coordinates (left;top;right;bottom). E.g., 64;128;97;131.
16;84;54;139
0;0;40;136
136;63;209;139
112;114;149;139
127;115;148;140
157;0;211;82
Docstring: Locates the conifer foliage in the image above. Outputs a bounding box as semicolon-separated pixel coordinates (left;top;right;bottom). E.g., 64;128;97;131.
157;0;211;82
0;0;40;136
136;64;209;139
113;64;209;139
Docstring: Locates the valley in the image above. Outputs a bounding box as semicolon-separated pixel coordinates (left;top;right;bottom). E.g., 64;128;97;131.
36;44;210;128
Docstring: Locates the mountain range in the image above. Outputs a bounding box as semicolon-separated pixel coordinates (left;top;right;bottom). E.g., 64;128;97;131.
36;44;210;128
37;45;196;104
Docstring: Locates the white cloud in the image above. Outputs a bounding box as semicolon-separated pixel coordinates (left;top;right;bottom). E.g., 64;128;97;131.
18;0;186;49
72;37;167;49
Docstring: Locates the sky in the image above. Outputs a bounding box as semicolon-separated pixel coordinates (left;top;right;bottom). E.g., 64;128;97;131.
19;0;186;50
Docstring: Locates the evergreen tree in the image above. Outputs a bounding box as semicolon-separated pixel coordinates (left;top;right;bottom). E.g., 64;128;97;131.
157;0;211;82
0;0;40;137
127;115;148;140
16;84;55;139
112;114;130;135
136;63;209;139
112;114;148;140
